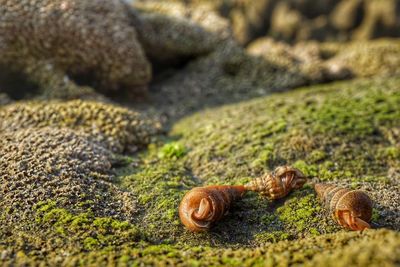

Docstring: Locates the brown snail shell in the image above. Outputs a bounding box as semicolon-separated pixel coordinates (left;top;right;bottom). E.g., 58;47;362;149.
245;166;306;199
179;185;246;232
314;183;373;231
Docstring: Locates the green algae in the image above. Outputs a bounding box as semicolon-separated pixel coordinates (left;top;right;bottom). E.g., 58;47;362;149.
2;229;398;266
277;193;323;233
172;77;400;181
115;144;198;244
33;201;142;250
1;74;400;265
158;142;187;160
107;76;400;256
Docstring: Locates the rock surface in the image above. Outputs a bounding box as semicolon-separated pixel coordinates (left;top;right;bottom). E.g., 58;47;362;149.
0;2;399;266
1;76;399;266
0;0;220;99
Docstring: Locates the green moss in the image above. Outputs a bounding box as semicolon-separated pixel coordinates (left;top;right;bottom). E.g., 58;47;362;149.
173;77;400;181
250;144;275;170
2;229;398;266
254;231;290;243
100;76;400;251
277;193;323;234
371;208;381;222
381;146;400;160
292;160;319;178
307;150;327;163
33;201;142;250
2;59;400;265
116;147;198;243
158;142;187;160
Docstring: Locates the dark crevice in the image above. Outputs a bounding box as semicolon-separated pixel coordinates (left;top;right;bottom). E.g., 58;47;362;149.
0;66;40;100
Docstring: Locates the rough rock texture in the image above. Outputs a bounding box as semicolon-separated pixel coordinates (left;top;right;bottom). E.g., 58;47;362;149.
0;100;161;153
0;127;136;222
0;100;162;261
0;0;151;95
0;0;222;100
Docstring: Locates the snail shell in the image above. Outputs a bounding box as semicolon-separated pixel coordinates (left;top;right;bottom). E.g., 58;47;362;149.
179;185;246;232
245;166;306;199
314;183;373;231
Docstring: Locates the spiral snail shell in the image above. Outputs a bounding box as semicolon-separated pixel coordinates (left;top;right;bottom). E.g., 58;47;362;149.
314;183;373;231
179;185;246;232
245;166;306;199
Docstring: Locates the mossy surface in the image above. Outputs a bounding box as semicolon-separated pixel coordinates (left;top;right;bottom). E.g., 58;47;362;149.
1;76;399;266
115;76;398;258
1;22;400;265
1;229;398;266
173;77;400;181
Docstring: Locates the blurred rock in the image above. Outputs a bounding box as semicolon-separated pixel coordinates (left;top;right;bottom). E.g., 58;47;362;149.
248;38;400;81
0;0;223;100
180;0;400;44
0;93;11;106
0;0;151;96
133;1;226;66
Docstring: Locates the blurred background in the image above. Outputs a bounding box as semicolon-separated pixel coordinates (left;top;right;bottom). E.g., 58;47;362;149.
147;0;400;45
1;0;399;115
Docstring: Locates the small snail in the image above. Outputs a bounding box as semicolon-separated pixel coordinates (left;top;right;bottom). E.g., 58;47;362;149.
314;183;373;231
179;185;246;232
245;166;306;199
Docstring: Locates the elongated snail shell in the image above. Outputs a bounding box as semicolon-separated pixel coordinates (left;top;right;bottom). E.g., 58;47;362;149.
245;166;306;199
179;185;246;232
314;183;373;231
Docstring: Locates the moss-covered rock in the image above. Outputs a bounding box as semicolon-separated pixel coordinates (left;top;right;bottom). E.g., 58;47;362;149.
1;74;399;265
0;127;137;221
1;13;399;263
107;76;400;250
0;81;398;266
173;77;400;181
1;228;398;266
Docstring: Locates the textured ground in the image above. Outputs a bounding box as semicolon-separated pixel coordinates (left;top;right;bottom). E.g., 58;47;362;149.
0;2;400;267
1;76;399;266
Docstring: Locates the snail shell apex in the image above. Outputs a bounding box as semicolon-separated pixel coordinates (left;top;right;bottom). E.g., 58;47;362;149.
179;185;245;232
